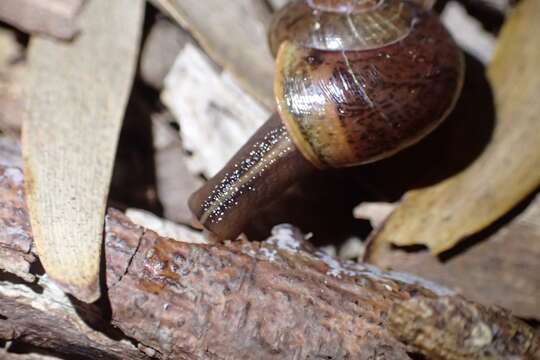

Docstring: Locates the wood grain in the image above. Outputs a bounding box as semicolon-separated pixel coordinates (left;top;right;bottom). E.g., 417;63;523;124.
150;0;275;109
0;274;149;360
1;163;539;359
22;0;144;302
368;0;540;255
0;350;61;360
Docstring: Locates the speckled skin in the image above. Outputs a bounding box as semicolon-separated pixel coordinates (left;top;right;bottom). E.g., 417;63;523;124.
188;115;315;240
189;0;464;239
274;2;464;168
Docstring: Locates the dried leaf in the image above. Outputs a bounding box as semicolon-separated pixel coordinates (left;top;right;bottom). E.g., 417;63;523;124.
22;0;144;302
368;0;540;255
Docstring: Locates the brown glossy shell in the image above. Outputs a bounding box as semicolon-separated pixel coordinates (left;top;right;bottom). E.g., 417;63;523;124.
271;0;464;169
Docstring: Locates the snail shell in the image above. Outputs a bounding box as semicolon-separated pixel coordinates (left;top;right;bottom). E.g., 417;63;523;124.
270;0;464;169
188;0;465;239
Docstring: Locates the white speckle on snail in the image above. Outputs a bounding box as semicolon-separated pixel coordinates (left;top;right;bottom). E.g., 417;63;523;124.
200;126;293;225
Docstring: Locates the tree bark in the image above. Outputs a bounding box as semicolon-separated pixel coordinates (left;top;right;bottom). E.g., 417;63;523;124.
0;164;538;359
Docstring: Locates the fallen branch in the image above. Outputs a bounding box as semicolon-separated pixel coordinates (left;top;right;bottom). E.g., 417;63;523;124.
0;165;538;359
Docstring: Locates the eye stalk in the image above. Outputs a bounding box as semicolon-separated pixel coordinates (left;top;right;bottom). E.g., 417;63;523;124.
189;0;464;240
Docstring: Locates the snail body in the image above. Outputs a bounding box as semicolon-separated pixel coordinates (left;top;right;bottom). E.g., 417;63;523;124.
189;0;464;239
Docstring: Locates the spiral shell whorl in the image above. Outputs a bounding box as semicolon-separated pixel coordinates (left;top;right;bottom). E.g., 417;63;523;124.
273;2;464;169
307;0;383;12
269;0;414;56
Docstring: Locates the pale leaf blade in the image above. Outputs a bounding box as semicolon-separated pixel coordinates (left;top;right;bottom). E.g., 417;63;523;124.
22;0;144;302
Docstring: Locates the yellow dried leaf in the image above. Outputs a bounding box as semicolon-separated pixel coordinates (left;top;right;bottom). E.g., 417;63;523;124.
368;0;540;256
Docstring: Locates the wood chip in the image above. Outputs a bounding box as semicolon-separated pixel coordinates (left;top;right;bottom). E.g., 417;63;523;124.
368;0;540;255
22;0;144;302
0;0;85;40
337;236;366;260
442;1;496;64
150;0;275;109
140;18;191;89
267;0;290;11
354;202;397;229
152;113;202;224
162;43;270;177
126;208;207;245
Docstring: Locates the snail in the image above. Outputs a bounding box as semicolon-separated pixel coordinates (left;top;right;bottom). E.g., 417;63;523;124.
189;0;464;240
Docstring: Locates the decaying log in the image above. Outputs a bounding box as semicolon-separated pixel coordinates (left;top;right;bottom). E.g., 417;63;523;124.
106;213;540;359
388;296;539;359
0;348;61;360
0;274;149;360
1;164;539;359
0;166;35;283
